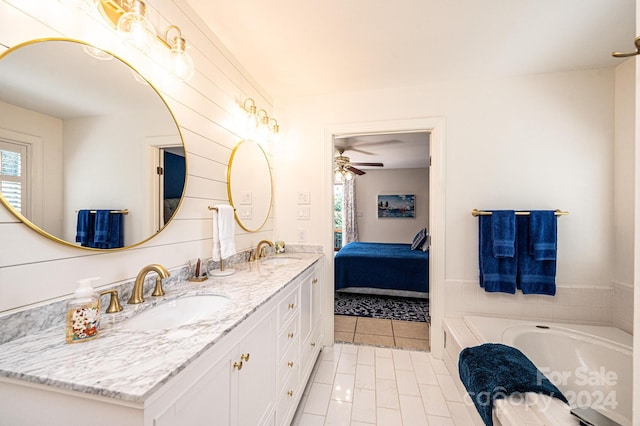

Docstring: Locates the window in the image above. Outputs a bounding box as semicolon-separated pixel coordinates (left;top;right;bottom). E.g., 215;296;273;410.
0;140;27;214
333;183;343;251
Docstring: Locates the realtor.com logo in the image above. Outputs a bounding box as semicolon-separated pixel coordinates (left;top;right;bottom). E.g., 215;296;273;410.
538;366;619;410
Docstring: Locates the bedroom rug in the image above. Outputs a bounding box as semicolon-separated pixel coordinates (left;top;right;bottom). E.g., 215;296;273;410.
334;292;429;323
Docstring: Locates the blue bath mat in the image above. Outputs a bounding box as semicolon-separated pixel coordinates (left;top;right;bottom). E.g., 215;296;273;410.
334;292;429;322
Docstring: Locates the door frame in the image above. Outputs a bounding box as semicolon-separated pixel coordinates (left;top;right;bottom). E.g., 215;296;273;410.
324;117;446;357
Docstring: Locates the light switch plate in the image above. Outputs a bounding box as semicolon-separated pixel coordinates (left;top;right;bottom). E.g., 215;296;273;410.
297;206;310;220
239;207;252;219
297;192;311;205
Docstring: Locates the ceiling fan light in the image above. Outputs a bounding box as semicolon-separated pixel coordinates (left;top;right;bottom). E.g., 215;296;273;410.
344;171;353;181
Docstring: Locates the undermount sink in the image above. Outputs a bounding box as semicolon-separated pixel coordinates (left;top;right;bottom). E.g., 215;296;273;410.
259;256;302;267
122;295;231;331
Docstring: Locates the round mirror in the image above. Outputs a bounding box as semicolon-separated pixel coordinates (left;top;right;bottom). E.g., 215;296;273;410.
0;39;186;250
227;140;272;232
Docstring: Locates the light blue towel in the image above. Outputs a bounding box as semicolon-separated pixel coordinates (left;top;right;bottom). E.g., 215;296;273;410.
491;210;516;258
479;215;517;294
529;210;557;260
517;215;556;295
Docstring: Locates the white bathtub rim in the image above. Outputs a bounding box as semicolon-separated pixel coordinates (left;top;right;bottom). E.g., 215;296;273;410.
463;315;632;350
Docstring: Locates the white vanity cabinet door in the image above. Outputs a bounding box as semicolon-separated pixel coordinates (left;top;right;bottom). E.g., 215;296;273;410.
300;263;323;375
237;309;275;426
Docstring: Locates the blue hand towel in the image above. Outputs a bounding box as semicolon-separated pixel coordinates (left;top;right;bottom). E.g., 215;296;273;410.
491;210;515;258
75;210;91;245
458;343;567;426
94;210;110;244
517;215;557;295
529;210;557;260
478;215;517;294
108;213;124;249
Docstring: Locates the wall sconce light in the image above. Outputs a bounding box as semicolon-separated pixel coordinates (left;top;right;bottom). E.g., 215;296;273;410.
240;98;281;144
96;0;195;81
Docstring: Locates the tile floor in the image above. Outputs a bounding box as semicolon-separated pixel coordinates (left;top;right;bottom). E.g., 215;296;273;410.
291;343;476;425
334;315;430;351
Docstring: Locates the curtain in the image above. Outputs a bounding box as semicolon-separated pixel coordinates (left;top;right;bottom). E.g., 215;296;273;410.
343;178;358;244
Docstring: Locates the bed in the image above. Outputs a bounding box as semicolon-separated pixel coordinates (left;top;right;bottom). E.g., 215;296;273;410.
334;242;429;294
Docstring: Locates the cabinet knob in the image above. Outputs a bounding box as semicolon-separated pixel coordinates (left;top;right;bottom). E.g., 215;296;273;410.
288;332;294;339
312;278;318;285
288;303;295;309
287;390;293;397
233;361;243;371
287;361;294;368
310;342;316;347
240;353;250;362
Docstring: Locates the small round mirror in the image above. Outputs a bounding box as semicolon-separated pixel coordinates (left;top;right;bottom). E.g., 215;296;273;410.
227;140;272;232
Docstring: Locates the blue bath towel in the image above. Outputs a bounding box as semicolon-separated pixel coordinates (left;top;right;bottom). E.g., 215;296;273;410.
517;215;557;295
529;210;557;260
479;214;517;294
491;210;516;257
108;213;124;248
75;210;94;247
458;343;567;426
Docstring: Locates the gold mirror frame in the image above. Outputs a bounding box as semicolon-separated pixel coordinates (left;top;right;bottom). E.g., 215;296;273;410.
0;38;187;251
227;140;273;232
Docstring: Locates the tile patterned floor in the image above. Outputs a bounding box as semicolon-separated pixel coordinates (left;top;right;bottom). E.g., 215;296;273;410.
291;343;476;425
334;315;430;351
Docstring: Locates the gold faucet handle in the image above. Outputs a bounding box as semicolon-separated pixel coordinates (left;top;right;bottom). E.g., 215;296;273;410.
99;290;123;314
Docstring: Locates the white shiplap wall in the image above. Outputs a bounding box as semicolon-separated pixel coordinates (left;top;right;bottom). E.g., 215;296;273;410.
0;0;274;312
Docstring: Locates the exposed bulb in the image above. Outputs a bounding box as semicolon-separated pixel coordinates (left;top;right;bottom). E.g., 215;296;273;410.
117;0;156;54
169;37;195;81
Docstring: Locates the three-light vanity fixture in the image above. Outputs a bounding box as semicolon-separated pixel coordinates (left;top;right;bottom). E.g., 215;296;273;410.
60;0;195;81
240;98;281;144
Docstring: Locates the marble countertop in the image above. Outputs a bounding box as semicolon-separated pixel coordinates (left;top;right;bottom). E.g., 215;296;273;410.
0;253;322;404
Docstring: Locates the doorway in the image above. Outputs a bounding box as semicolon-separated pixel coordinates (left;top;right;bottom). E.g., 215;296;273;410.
331;130;431;351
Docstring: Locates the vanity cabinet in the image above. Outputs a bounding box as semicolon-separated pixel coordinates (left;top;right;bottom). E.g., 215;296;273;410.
154;310;275;426
0;257;323;426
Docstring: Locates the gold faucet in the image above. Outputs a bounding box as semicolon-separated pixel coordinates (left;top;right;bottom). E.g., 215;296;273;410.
256;240;274;259
127;264;170;304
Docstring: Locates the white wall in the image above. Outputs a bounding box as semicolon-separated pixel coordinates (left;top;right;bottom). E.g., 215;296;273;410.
0;100;63;236
275;68;616;328
0;0;274;312
614;58;635;334
354;168;429;243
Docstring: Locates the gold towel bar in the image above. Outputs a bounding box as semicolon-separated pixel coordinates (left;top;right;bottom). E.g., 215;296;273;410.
76;209;129;215
208;206;236;211
472;209;569;217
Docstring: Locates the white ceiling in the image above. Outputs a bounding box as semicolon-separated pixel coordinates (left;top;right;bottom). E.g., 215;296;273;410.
186;0;634;170
186;0;635;99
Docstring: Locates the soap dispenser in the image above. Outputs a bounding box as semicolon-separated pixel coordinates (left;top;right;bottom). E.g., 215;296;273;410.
65;277;101;344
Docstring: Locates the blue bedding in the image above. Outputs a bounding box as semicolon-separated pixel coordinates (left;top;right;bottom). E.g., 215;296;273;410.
334;242;429;293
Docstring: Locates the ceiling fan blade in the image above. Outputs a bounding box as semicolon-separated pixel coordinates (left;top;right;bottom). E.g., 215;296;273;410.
351;162;384;167
335;145;374;156
347;166;366;175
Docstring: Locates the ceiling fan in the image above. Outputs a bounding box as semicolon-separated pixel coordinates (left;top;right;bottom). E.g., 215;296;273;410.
334;148;383;179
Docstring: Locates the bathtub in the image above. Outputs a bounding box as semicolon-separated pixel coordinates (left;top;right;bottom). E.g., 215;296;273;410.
464;315;633;426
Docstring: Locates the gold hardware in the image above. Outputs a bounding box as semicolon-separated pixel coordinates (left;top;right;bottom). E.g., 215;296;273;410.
471;209;569;217
288;332;294;339
75;209;129;215
287;390;293;397
312;278;318;285
127;264;170;304
99;289;123;313
287;361;294;368
241;353;250;362
208;206;236;212
233;361;243;371
241;99;280;135
256;240;274;259
288;303;295;309
612;37;640;57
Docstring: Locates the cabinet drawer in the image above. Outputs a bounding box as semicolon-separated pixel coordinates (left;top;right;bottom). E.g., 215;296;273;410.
278;287;299;328
277;342;299;393
276;369;299;426
277;318;299;360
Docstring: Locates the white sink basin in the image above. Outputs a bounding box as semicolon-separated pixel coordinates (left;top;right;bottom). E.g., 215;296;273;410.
259;256;301;267
123;295;231;330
